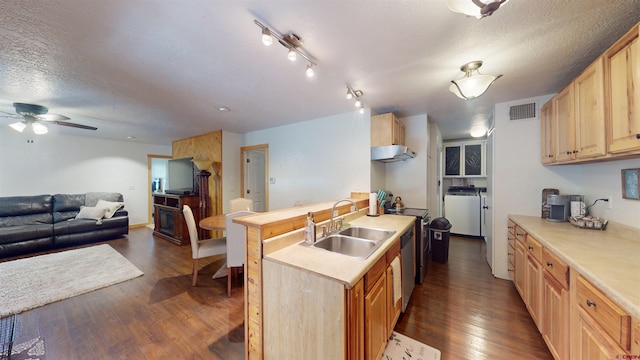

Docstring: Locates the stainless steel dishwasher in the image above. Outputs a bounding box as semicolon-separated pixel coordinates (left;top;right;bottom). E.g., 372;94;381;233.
400;226;414;312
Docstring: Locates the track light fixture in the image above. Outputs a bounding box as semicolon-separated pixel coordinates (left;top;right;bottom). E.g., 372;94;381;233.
449;61;502;100
254;19;318;78
346;85;365;113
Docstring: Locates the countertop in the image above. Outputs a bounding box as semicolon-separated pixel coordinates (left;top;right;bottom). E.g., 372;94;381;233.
509;215;640;319
264;214;415;289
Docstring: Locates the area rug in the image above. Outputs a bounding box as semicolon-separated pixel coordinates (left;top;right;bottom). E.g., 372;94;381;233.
10;336;46;360
383;331;441;360
0;244;143;316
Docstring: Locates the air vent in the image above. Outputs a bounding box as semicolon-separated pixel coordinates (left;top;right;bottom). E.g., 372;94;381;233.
509;102;537;121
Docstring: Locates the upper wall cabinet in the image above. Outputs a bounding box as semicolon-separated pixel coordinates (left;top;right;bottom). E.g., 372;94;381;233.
444;140;486;177
371;113;405;147
540;101;555;164
605;24;640;154
541;21;640;165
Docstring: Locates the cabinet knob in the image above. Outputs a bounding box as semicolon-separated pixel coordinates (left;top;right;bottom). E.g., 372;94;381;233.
586;299;597;307
508;252;514;256
573;150;578;154
528;246;533;250
636;134;640;139
548;155;553;158
546;261;553;267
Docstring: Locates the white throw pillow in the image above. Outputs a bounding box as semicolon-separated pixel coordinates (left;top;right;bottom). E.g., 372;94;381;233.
75;206;107;220
96;199;124;219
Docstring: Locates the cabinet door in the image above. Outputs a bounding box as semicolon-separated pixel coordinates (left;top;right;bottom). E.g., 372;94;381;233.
463;143;484;176
525;253;543;331
347;278;365;360
541;101;556;164
386;264;401;336
575;57;606;159
393;118;405;145
576;308;627;360
514;239;526;298
605;28;640;154
554;84;576;162
444;145;461;176
365;276;387;360
543;272;569;360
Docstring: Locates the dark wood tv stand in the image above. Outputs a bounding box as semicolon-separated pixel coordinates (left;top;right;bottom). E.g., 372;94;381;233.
153;193;200;246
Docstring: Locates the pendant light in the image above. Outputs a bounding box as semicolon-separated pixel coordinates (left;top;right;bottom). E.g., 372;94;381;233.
449;61;502;100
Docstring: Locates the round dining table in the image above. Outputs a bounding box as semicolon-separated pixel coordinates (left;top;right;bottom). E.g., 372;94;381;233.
199;214;227;231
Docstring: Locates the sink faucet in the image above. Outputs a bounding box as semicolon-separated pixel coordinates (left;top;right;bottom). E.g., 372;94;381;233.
329;199;359;234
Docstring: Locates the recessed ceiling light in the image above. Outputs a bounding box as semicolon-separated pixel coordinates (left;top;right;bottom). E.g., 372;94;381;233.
127;136;136;139
217;106;231;112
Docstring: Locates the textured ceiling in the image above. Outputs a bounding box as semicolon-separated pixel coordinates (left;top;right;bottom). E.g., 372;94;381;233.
0;1;639;145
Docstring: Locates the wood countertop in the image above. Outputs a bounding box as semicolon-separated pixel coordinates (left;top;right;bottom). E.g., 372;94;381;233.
509;215;640;319
263;214;414;289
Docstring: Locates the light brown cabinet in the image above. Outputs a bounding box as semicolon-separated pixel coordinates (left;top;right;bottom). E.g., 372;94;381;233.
605;23;640;155
347;238;402;360
525;235;543;331
541;21;640;165
540;101;555;164
346;278;365;360
542;248;570;360
574;58;606;159
371;113;405;146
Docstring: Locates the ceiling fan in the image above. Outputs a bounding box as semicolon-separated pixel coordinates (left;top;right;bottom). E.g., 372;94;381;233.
1;102;97;134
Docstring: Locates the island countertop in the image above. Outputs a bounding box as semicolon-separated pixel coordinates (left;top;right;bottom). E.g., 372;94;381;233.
263;214;414;289
509;215;640;319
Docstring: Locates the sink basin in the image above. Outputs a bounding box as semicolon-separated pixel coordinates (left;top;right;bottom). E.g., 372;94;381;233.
313;235;378;259
338;226;395;242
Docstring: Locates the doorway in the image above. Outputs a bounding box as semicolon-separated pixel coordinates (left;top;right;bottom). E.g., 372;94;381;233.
240;144;268;212
147;154;172;226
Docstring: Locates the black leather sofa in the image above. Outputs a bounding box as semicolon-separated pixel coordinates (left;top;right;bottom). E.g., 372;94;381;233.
0;192;129;258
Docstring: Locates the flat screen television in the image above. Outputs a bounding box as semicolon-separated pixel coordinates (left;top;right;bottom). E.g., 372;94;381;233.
165;157;197;195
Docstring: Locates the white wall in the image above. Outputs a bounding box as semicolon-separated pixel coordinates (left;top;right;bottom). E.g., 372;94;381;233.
492;94;640;280
385;115;429;208
0;128;171;226
243;110;371;210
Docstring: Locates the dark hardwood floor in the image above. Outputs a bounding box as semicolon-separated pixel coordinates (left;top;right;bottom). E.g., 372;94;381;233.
4;229;551;359
396;235;553;360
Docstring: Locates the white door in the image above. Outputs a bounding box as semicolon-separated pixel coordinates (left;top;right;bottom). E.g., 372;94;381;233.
244;149;266;212
485;130;495;272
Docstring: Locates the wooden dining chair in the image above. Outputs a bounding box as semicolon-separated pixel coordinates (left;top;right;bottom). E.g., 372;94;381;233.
229;197;254;212
225;210;254;297
183;205;227;286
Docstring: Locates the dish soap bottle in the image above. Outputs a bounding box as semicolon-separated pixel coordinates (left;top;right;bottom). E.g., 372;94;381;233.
305;212;316;244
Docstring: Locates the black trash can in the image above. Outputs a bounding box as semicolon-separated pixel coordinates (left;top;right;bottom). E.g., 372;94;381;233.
430;217;452;263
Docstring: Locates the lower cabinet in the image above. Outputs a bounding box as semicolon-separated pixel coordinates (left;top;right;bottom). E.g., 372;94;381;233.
576;308;626;359
365;275;387;360
347;239;402;360
543;272;569;360
509;217;637;360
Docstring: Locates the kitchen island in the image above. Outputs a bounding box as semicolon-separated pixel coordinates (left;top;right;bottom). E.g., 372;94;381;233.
234;196;414;360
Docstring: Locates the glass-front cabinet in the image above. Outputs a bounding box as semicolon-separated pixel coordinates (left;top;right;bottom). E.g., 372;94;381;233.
444;140;486;177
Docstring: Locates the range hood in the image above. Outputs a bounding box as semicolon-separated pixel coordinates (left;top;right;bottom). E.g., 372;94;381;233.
371;145;416;163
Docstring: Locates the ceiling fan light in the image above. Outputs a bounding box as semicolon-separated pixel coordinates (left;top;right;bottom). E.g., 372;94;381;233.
305;64;314;77
9;122;27;133
446;0;507;18
261;27;273;46
287;48;297;62
31;122;48;134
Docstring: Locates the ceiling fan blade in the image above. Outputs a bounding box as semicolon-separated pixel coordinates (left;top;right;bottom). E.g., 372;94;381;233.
52;121;97;131
37;114;71;121
0;110;21;119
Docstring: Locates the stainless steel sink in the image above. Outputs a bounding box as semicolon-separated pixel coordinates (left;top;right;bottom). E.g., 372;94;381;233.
338;226;395;242
312;235;378;259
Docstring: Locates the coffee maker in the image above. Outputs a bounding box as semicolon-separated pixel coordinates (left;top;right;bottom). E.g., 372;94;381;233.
546;194;571;222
